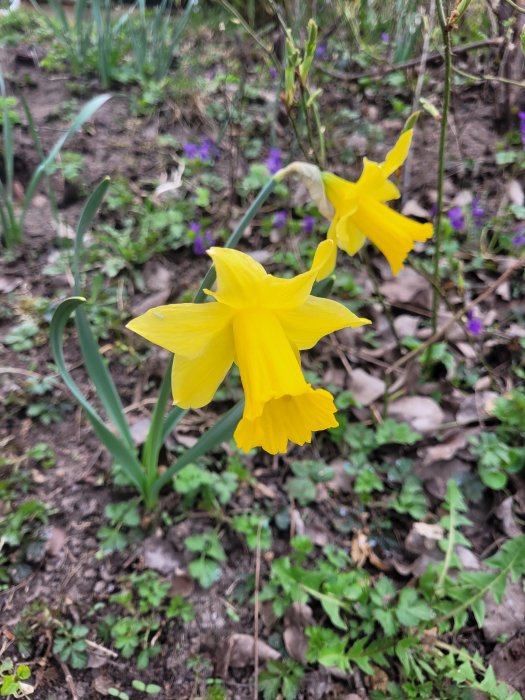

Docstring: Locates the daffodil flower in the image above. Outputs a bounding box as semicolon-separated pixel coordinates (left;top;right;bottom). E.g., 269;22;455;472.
127;241;370;454
277;129;433;277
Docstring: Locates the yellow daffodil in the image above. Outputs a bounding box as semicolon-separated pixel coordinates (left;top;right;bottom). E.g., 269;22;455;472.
127;240;370;454
276;129;433;277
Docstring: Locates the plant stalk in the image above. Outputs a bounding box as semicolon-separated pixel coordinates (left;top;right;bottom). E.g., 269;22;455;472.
431;0;453;332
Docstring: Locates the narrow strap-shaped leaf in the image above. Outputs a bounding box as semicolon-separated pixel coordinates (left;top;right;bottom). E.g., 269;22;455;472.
161;404;187;444
73;177;110;295
50;297;146;494
20;94;111;231
75;309;135;448
0;73;14;202
153;400;244;496
142;356;173;484
72;177;134;447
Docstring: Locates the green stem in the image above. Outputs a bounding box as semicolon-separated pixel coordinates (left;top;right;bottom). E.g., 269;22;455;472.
311;99;326;169
194;177;277;302
431;0;453;333
298;80;319;166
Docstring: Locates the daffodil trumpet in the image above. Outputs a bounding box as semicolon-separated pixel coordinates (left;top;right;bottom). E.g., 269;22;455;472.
276;129;433;277
127;240;370;455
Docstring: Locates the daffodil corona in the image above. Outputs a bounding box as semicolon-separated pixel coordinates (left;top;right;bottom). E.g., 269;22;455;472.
127;241;370;454
277;129;433;277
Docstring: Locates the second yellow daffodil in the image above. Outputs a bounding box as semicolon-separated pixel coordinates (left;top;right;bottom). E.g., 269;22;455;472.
127;240;370;455
277;129;433;277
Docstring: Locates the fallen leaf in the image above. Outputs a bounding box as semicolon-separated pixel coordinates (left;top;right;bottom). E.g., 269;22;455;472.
283;626;308;664
402;199;430;219
348;368;385;406
143;260;173;292
220;633;280;673
421;459;471;500
388;395;444;434
169;573;194;598
44;527;67;557
489;635;525;695
456;392;499;425
326;459;352;493
507;179;524;206
130;417;151;446
495;497;522;538
143;537;181;574
483;580;525;642
422;432;467;466
379;268;432;308
393;314;420;338
405;522;444;555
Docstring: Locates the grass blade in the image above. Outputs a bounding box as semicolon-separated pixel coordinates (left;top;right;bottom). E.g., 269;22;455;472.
50;297;146;494
20;93;111;231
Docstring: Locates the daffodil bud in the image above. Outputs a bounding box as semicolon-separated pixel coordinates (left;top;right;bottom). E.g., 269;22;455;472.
274;161;334;219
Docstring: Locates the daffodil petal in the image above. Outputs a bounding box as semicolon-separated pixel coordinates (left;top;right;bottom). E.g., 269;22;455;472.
171;326;235;408
335;212;367;256
278;296;370;350
127;302;233;359
354;195;433;275
313;232;337;281
206;247;267;308
380;129;412;178
322;172;358;212
234;387;338;454
233;309;307;420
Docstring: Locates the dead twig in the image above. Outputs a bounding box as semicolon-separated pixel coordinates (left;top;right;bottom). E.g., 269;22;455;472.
56;657;79;700
386;259;524;375
318;37;504;82
253;523;262;700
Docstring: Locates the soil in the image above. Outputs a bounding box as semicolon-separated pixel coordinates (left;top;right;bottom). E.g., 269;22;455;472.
1;13;525;700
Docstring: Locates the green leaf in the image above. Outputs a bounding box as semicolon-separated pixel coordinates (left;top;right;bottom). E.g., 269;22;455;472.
396;588;434;627
50;297;146;496
188;558;221;588
21;94;111;231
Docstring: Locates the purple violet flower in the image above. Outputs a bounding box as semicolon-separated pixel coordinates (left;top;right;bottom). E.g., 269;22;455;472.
518;112;525;150
273;210;288;229
264;147;283;175
466;310;483;336
269;66;277;81
189;221;201;234
381;32;390;43
448;206;465;231
471;197;484;227
183;142;199;159
315;44;326;58
513;233;525;246
302;215;316;235
193;235;206;255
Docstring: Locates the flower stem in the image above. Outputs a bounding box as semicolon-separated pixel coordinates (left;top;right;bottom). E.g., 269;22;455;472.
194;177;277;302
431;0;453;333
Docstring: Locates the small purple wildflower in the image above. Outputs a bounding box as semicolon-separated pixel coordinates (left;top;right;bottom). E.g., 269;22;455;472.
513;233;525;246
269;66;277;81
193;231;214;256
315;43;326;58
471;197;484;227
302;215;316;235
518;112;525;150
466;310;483;336
448;206;465;231
189;221;201;234
381;32;390;43
264;147;283;175
193;235;206;255
183;142;199;159
273;210;288;229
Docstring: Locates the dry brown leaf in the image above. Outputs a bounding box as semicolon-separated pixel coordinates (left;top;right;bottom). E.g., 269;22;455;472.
379;268;432;308
489;635;525;695
169;573;194;598
143;537;181;574
326;459;352;493
456;391;499;425
129;417;151;446
223;633;280;671
506;179;524;206
483;581;525;642
283;626;309;664
422;432;467;466
348;368;385;406
495;497;522;538
44;527;67;557
388;395;444;434
405;522;444;555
